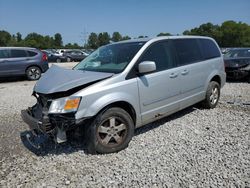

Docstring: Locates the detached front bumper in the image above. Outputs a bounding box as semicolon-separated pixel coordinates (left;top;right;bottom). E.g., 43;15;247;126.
21;107;80;143
21;109;49;134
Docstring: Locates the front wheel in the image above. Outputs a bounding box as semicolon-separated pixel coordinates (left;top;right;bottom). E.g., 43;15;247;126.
201;81;220;109
26;66;41;80
56;58;61;63
86;107;134;154
66;57;71;62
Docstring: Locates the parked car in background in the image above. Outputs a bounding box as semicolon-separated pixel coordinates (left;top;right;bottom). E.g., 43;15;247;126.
79;50;90;56
0;47;49;80
224;48;250;81
56;49;68;56
42;50;67;63
84;49;95;54
63;50;88;62
221;48;230;54
21;36;226;154
80;49;93;56
44;49;57;54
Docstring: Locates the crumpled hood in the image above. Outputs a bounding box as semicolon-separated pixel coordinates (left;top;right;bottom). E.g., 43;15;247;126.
34;65;113;94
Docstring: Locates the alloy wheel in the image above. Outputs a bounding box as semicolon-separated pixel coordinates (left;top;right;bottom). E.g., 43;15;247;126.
28;68;41;80
97;117;127;147
210;87;219;105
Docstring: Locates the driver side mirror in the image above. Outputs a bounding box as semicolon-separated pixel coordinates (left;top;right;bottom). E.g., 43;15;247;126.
138;61;156;74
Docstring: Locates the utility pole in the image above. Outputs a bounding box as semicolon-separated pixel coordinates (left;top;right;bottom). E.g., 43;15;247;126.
82;27;88;48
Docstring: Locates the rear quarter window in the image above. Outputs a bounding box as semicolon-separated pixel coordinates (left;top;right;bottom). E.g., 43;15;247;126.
173;39;203;66
199;39;221;59
27;50;38;57
10;49;27;58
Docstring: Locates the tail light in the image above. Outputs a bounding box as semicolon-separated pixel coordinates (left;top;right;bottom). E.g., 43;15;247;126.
42;52;48;62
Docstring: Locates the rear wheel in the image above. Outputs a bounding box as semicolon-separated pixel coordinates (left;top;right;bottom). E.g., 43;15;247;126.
26;66;41;80
201;81;220;109
56;58;61;63
86;107;134;154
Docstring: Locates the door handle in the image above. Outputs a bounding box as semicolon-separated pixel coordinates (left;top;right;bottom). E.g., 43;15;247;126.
169;73;178;78
181;70;189;75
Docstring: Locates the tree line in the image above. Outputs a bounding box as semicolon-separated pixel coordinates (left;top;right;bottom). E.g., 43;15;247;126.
0;20;249;49
0;31;64;49
183;20;250;47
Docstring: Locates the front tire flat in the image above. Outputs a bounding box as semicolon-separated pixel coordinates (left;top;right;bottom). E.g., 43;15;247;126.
87;107;134;154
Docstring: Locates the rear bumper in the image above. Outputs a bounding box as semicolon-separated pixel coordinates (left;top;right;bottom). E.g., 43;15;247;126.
40;62;49;73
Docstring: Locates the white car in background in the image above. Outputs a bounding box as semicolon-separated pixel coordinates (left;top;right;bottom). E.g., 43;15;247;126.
56;49;68;56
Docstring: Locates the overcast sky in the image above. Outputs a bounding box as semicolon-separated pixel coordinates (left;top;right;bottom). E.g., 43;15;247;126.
0;0;249;45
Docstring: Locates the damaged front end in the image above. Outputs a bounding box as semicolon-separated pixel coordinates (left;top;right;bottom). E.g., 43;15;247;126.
21;92;81;144
224;58;250;80
21;65;113;148
225;65;250;80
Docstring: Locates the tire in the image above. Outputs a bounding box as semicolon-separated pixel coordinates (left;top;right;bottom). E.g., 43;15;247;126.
56;58;61;63
26;66;41;80
86;107;134;154
201;81;220;109
66;57;71;62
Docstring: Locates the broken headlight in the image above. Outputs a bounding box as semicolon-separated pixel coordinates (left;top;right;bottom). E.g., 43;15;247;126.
48;96;81;114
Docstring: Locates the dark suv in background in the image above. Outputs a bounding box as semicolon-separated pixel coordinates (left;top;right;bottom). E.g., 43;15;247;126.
0;47;49;80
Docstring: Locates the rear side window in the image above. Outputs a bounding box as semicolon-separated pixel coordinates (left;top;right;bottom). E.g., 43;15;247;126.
173;39;202;66
140;41;175;71
27;50;38;57
0;50;10;58
199;39;220;59
10;49;27;58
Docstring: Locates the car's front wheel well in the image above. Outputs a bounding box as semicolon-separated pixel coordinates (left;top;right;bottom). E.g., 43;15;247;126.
99;101;136;125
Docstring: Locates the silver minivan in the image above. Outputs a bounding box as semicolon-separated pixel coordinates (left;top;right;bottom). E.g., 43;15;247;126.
21;36;226;154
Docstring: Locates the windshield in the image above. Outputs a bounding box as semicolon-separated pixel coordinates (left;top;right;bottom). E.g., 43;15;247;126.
74;42;146;73
224;49;250;58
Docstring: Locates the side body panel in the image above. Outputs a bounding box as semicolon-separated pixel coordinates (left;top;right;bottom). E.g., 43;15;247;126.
137;68;181;124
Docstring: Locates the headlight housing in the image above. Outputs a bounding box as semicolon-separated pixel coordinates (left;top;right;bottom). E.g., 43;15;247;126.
48;96;81;114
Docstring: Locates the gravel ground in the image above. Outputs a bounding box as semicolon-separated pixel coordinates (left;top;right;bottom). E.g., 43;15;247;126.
0;68;249;187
